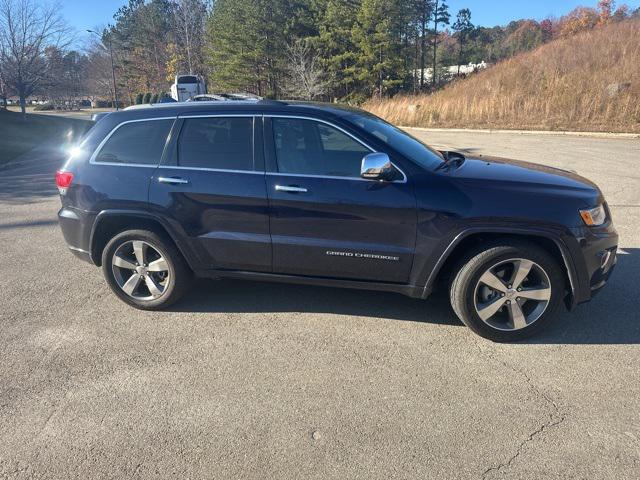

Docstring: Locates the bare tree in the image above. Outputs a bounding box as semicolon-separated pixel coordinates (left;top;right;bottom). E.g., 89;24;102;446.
84;39;116;106
43;47;88;108
282;40;327;100
0;0;71;116
171;0;208;75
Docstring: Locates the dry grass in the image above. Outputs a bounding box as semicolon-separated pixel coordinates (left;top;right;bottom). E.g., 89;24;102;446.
364;19;640;133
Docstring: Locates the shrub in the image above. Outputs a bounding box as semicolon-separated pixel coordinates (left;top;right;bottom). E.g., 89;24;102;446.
150;93;159;103
135;93;144;105
143;92;152;104
34;103;55;111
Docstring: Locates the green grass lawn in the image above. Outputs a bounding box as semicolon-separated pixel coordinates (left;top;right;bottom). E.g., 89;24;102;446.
0;109;93;165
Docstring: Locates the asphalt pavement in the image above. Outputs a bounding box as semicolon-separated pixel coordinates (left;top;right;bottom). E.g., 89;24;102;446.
0;128;638;479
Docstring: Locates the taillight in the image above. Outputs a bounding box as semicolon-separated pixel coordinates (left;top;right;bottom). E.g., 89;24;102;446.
55;170;74;195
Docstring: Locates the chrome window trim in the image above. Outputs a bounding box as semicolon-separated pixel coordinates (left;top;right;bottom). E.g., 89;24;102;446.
89;117;177;167
265;172;402;183
178;114;256;119
266;114;407;184
157;165;264;175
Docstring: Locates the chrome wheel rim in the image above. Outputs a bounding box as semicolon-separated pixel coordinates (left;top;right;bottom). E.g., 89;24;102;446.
111;240;170;301
473;258;552;332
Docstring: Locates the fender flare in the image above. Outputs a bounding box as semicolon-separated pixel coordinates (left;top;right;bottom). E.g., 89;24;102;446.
89;209;200;268
420;226;587;308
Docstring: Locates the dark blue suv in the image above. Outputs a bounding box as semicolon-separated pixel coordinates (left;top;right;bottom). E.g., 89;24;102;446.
56;101;618;341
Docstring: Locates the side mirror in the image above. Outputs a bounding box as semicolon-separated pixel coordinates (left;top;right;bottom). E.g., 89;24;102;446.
360;152;396;181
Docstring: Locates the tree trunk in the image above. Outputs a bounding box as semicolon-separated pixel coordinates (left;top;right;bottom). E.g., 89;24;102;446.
414;31;419;92
420;14;426;88
19;94;26;117
433;0;439;88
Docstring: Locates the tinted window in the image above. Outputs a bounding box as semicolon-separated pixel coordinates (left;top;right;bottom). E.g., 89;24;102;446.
272;118;369;177
177;75;198;84
178;117;254;170
95;119;173;165
344;112;444;170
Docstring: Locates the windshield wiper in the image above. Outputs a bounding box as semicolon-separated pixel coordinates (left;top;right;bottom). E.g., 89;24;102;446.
436;151;466;171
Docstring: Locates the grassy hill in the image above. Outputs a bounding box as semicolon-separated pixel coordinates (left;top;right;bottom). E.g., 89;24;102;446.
364;19;640;133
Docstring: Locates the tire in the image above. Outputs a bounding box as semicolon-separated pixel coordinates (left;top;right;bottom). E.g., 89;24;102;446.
450;240;565;342
101;229;192;310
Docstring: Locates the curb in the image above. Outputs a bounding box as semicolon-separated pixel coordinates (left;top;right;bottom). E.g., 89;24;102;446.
400;126;640;139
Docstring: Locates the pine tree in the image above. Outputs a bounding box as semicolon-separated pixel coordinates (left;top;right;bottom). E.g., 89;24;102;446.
206;0;288;97
431;0;450;87
452;8;473;74
352;0;410;99
412;0;434;89
315;0;362;101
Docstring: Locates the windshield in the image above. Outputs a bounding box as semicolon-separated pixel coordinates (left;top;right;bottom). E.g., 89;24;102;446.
343;112;445;170
177;75;199;84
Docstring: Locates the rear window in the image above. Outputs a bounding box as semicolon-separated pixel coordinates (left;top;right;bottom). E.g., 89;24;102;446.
177;75;198;84
94;119;173;165
177;117;254;171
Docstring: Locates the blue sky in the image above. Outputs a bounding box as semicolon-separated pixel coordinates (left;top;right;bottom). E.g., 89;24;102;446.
447;0;640;26
62;0;640;38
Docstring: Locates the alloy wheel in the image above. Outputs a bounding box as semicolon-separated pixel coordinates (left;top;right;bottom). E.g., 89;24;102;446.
111;240;170;301
473;258;552;331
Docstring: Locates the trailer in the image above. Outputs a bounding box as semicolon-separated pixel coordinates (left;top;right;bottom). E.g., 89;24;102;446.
170;75;207;102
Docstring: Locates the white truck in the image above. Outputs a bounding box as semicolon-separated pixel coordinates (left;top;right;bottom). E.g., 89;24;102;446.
170;75;207;102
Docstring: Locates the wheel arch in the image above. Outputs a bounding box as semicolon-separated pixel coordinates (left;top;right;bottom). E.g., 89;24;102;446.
90;210;196;268
424;228;579;309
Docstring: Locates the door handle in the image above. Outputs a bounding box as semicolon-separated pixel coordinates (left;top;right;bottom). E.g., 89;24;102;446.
275;185;308;193
158;176;190;185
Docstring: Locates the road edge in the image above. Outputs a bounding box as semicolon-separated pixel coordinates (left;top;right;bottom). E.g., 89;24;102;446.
401;126;640;139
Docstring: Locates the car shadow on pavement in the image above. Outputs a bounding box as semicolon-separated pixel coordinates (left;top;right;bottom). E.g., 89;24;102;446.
173;248;639;344
526;247;639;345
175;278;462;326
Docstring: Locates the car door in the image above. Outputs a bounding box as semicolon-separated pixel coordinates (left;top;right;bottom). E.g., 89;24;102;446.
148;113;271;272
264;116;417;284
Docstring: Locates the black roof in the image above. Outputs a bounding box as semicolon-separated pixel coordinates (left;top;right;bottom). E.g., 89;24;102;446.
111;100;368;122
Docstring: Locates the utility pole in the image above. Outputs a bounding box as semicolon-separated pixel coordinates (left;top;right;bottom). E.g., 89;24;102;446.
87;29;119;111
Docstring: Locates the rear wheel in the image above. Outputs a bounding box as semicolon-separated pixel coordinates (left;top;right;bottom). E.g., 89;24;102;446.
450;241;565;342
101;229;191;310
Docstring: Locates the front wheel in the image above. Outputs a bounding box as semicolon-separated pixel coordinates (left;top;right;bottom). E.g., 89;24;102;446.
450;241;565;342
101;229;191;310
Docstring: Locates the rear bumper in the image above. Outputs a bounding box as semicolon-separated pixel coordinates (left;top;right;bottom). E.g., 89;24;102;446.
58;206;96;265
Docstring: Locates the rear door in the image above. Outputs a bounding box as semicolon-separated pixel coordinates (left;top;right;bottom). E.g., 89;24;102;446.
149;113;271;272
264;116;417;283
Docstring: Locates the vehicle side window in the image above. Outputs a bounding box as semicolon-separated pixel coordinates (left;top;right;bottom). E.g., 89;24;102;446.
272;118;370;177
95;119;173;165
178;117;254;171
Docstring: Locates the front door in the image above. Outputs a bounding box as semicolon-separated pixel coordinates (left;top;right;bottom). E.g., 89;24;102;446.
264;116;417;284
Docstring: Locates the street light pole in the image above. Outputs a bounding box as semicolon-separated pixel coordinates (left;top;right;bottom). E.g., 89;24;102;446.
87;29;119;111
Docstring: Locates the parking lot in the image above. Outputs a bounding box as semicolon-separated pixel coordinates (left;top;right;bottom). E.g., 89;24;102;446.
1;128;638;479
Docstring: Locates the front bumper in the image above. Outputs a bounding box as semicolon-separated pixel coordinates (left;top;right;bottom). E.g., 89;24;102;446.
567;220;618;306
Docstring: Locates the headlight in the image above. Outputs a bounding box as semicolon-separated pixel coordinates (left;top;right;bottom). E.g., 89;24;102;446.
579;204;607;226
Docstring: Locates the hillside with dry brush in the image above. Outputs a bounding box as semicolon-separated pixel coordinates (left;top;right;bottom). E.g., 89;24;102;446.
364;19;640;133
